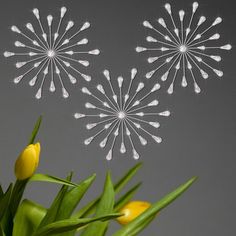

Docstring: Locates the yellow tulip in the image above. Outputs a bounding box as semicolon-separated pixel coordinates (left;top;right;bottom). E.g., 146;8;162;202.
117;201;151;225
15;143;41;180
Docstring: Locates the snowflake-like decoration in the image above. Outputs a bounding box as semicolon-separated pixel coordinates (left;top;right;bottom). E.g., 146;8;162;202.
4;7;100;99
136;2;232;94
74;69;170;160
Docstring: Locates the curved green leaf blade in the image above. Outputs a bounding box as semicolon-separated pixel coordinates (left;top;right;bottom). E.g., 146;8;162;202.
0;185;3;197
114;182;142;212
13;200;46;236
56;174;96;221
29;116;43;144
3;182;26;236
128;216;155;236
37;173;73;229
30;174;78;187
80;172;115;236
114;163;142;194
33;213;121;236
112;176;197;236
0;183;12;221
72;200;95;219
29;116;42;144
0;224;6;236
74;163;142;218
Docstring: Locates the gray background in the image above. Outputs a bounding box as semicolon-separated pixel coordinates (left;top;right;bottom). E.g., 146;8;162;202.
0;0;236;235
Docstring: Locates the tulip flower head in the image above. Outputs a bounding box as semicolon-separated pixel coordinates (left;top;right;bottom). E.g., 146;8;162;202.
15;143;41;180
117;201;151;225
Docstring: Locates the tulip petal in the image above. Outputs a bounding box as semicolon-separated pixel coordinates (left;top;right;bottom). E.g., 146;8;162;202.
15;144;39;180
117;201;151;225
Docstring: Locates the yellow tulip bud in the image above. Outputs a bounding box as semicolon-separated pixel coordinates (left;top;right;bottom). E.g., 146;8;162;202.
15;143;41;180
117;201;151;225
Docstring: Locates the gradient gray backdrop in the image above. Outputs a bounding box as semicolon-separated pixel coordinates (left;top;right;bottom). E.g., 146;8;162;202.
0;0;236;235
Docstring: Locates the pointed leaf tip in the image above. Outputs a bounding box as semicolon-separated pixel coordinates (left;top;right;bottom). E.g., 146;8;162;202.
29;115;43;144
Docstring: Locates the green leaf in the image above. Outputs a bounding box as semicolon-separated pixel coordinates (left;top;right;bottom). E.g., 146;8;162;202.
3;181;29;236
72;199;96;219
33;213;121;236
30;174;78;187
55;174;96;222
10;180;28;217
80;172;115;236
0;224;6;236
114;163;142;194
74;163;142;218
0;185;4;197
114;182;142;212
37;173;72;229
0;184;14;236
112;176;197;236
0;183;13;221
128;216;155;236
29;116;42;145
13;199;46;236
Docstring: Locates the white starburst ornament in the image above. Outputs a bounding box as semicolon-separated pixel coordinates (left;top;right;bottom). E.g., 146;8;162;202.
74;69;170;161
136;2;232;94
4;7;100;99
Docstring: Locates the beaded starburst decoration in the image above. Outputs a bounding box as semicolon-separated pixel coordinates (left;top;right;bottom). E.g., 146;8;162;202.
136;2;232;94
74;69;170;160
4;7;100;99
